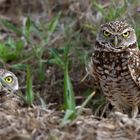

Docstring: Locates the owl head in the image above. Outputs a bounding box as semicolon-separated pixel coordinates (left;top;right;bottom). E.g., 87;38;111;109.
0;69;19;91
96;20;137;51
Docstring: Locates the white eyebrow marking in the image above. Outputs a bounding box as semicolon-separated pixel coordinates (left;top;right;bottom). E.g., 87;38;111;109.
122;27;132;33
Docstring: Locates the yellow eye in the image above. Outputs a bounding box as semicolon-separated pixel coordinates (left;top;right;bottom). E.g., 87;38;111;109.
4;76;13;83
122;31;130;37
103;30;111;37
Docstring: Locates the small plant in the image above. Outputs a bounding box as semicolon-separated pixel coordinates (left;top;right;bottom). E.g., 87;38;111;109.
0;12;61;80
49;43;76;123
49;40;97;124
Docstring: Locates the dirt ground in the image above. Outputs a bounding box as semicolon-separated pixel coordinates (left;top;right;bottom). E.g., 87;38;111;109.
1;100;140;140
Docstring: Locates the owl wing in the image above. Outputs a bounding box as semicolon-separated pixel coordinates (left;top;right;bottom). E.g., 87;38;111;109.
86;53;100;88
128;49;140;88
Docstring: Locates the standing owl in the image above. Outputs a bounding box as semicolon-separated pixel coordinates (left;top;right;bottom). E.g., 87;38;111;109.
88;20;140;117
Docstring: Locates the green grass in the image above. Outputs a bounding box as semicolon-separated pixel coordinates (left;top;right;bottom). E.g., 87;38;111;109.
25;65;34;106
49;43;77;123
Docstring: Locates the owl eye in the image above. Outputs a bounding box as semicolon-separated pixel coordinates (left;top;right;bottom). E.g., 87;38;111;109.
103;30;111;37
122;31;130;37
4;76;13;83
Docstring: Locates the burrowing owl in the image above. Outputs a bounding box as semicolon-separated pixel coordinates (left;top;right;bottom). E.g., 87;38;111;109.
0;69;20;110
0;69;18;92
88;20;140;117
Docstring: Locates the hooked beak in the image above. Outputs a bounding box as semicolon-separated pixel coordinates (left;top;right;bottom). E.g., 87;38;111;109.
114;36;118;47
110;35;119;47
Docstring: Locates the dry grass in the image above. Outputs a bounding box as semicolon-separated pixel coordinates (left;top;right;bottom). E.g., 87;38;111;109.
0;105;140;140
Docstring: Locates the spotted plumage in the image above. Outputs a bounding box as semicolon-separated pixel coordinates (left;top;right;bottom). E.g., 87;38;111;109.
88;20;140;117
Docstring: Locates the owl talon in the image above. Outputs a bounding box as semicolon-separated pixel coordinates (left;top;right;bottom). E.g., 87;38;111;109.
132;105;138;118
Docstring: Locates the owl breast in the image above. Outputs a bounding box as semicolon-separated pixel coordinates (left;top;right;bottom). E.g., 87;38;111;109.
92;44;140;111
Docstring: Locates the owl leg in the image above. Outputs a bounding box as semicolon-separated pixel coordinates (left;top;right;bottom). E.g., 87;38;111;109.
131;105;138;118
113;103;138;118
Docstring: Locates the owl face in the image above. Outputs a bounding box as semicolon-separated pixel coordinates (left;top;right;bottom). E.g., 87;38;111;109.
0;69;19;91
96;21;137;51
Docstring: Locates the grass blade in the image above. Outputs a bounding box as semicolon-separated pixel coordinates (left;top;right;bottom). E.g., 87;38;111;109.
63;44;76;123
64;63;76;111
25;65;34;106
49;48;65;69
77;91;96;115
1;19;22;36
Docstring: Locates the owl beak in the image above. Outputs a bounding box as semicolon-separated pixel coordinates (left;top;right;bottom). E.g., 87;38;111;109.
110;36;119;47
114;36;118;47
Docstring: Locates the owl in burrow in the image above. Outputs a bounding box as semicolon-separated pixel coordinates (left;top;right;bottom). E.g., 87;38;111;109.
87;20;140;118
0;69;20;110
0;69;18;92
